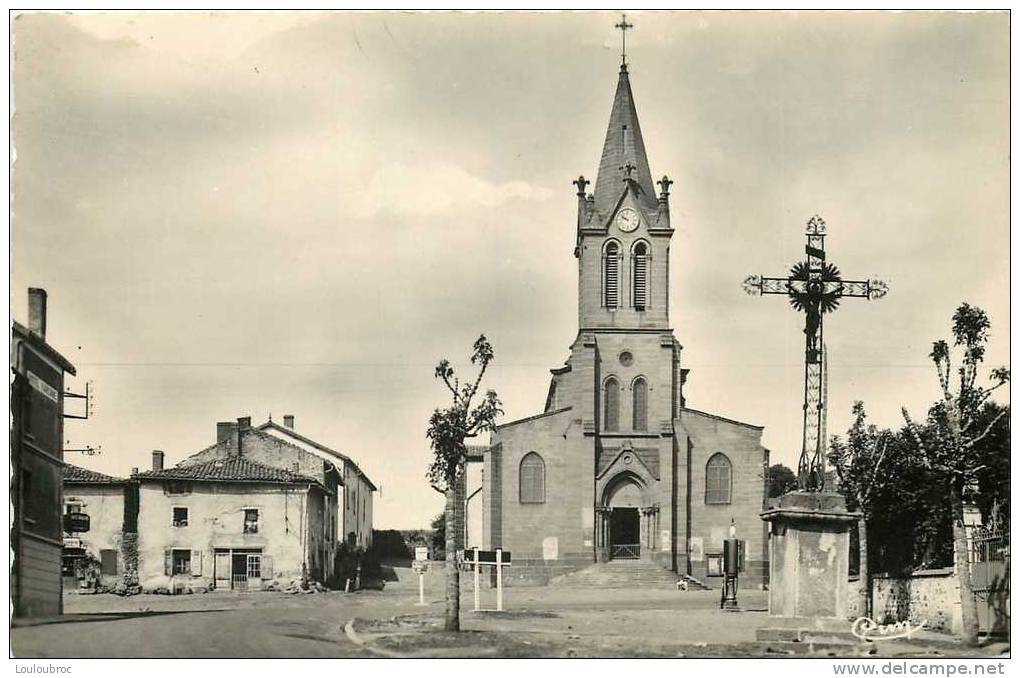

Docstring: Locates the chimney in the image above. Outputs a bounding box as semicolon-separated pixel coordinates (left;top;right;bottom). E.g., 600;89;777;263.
236;416;251;457
151;450;164;472
27;288;47;339
217;421;238;444
283;415;295;430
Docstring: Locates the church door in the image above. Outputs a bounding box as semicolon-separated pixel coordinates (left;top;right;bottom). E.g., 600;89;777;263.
609;508;640;559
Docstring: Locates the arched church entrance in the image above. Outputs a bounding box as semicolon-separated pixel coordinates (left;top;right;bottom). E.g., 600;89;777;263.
604;475;644;560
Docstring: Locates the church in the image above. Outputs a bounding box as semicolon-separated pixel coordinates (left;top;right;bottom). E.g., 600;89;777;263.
476;54;771;589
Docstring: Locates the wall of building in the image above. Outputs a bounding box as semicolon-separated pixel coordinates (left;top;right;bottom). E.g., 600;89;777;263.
136;481;314;591
676;408;768;588
846;569;963;635
342;465;373;549
488;407;596;585
12;338;68;618
63;484;126;586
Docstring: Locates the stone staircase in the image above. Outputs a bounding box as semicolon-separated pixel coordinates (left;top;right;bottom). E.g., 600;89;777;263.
549;559;701;589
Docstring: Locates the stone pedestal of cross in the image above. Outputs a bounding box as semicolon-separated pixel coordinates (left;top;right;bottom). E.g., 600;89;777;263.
743;215;888;491
744;215;888;644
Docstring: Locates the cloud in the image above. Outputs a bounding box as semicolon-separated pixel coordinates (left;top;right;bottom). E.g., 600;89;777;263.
354;162;553;219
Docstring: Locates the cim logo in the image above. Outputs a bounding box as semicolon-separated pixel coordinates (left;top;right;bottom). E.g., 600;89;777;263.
850;616;927;641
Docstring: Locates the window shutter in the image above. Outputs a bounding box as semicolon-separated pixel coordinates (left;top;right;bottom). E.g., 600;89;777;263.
604;251;619;309
164;549;173;576
191;550;203;576
633;254;647;310
100;549;118;576
262;555;274;580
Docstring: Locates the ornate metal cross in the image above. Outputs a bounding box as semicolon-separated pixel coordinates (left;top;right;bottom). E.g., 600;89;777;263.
743;215;888;492
615;14;633;67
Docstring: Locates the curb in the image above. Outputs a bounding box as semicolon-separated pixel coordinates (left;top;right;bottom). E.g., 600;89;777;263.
343;618;405;658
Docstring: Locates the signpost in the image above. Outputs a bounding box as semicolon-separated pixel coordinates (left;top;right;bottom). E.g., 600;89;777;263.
63;512;90;533
461;548;511;612
412;547;429;606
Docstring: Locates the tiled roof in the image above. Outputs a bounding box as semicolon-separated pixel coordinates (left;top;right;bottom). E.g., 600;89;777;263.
257;421;377;491
133;456;320;487
64;463;120;484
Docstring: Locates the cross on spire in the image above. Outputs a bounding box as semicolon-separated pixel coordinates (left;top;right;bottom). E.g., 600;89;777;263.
615;13;634;68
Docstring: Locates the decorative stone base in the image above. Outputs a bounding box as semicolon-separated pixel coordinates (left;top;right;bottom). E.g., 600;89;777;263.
756;616;860;644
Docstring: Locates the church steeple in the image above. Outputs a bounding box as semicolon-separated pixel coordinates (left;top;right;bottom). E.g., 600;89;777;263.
591;63;657;222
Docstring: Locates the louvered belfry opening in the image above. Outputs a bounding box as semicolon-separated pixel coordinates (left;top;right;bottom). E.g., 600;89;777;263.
604;241;620;309
632;241;648;311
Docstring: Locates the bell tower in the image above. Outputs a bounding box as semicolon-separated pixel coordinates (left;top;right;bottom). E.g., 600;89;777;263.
574;60;674;332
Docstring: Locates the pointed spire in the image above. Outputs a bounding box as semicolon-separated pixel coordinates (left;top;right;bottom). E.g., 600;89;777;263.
591;64;657;221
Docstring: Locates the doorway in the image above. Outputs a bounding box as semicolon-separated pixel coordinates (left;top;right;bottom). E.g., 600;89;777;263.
609;507;640;559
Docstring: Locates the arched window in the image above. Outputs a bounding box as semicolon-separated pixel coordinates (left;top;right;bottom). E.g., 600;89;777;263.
705;453;732;504
632;377;648;431
604;377;620;432
519;452;546;504
603;241;620;309
632;240;649;311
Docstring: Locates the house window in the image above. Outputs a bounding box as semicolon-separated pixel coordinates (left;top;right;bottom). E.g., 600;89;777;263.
632;240;649;311
244;508;259;534
172;507;189;527
172;549;191;575
705;453;732;505
519;452;546;504
246;554;262;579
603;241;620;309
632;377;648;431
604;377;620;432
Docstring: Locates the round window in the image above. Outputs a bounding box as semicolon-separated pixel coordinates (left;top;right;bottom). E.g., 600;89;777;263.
619;351;634;366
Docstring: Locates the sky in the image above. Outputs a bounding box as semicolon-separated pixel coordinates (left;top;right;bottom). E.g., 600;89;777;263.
11;11;1009;528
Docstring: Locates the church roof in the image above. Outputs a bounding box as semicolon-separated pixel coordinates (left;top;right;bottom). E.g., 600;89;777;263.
591;65;658;221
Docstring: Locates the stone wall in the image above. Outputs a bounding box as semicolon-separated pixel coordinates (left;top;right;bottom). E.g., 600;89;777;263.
847;568;962;634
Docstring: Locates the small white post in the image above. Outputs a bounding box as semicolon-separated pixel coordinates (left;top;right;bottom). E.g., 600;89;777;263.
496;548;503;612
473;547;480;611
418;570;425;605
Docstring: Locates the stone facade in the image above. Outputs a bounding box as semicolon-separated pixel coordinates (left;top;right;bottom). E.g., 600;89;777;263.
135;479;329;592
480;63;769;587
62;482;128;588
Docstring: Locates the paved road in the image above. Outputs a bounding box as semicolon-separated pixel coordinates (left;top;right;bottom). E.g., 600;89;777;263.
12;577;770;658
12;588;430;658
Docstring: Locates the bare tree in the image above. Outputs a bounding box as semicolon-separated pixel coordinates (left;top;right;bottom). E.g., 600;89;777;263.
426;335;502;632
901;303;1009;646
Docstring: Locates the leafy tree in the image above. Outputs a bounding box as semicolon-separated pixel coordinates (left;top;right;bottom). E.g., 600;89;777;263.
900;303;1009;646
766;463;798;498
430;512;446;560
426;335;502;632
828;401;892;618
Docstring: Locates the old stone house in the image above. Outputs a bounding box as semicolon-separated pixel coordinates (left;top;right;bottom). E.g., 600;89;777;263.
476;61;770;587
177;416;375;552
134;454;333;592
62;463;134;590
